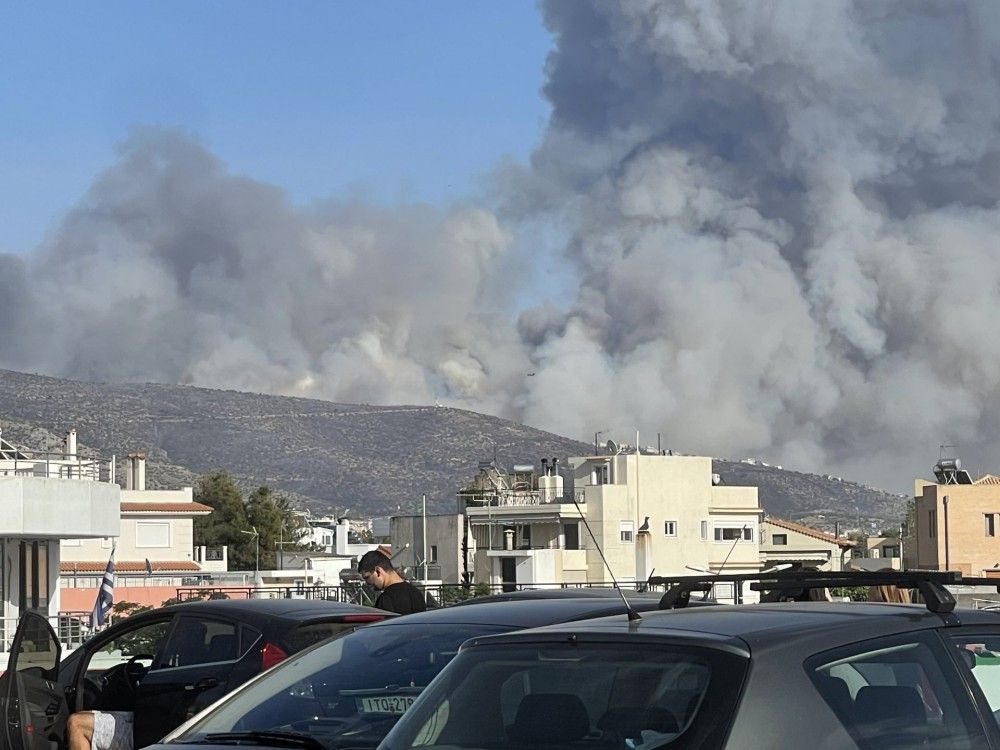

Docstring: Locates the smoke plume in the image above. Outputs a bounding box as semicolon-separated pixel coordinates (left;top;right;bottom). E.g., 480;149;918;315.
5;2;1000;492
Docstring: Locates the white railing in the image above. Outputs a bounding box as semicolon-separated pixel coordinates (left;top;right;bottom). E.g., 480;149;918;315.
0;449;113;482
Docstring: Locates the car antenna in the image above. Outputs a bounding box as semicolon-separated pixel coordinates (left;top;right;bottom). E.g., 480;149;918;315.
570;489;641;622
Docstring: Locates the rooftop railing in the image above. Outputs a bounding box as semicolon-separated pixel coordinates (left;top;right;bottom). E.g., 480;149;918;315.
0;449;113;482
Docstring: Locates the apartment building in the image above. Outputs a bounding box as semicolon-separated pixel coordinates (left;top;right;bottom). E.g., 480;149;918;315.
439;451;763;591
912;460;1000;576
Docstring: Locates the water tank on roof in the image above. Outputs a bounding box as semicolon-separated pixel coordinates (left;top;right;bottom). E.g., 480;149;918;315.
512;464;534;473
538;473;564;502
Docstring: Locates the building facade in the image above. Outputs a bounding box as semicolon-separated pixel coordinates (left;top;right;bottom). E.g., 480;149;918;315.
442;452;763;592
912;472;1000;576
759;517;854;572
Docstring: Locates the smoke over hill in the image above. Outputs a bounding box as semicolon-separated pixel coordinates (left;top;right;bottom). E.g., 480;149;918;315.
3;2;1000;493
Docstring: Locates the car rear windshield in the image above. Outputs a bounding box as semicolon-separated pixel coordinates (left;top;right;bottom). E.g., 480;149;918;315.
381;640;749;750
282;620;365;653
173;622;512;749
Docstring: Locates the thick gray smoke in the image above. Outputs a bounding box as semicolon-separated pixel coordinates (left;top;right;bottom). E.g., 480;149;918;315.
1;131;530;418
4;2;1000;492
514;0;1000;490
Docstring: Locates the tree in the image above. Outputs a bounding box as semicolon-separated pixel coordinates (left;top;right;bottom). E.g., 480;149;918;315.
246;486;308;569
194;472;310;572
194;472;254;569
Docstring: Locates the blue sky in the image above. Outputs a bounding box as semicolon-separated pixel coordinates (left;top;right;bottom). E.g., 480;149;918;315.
0;1;553;255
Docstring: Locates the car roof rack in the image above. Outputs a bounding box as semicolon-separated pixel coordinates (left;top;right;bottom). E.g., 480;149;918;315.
650;570;963;615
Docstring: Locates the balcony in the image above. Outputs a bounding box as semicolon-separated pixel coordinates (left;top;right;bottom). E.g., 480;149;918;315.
0;447;119;538
0;447;113;482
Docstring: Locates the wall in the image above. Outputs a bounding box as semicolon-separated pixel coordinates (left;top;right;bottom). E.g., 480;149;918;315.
915;484;1000;575
390;514;463;582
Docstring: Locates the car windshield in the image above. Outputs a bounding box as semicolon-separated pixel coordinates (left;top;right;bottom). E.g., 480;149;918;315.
381;640;749;750
172;622;512;749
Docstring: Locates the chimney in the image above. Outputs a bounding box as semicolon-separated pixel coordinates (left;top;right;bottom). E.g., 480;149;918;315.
126;452;147;491
540;458;549;476
65;428;77;459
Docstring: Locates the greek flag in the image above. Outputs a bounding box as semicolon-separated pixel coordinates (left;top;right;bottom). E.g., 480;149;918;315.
92;547;115;627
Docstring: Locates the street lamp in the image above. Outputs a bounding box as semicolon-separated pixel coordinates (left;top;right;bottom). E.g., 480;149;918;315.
241;526;260;582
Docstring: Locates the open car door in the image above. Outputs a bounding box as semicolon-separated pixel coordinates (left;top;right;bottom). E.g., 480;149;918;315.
3;612;64;750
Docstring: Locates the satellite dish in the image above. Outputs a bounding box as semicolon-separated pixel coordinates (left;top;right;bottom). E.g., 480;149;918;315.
606;440;620;455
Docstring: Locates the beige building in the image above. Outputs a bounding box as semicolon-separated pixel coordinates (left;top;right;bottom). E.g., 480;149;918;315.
760;517;854;572
459;452;763;591
60;453;221;591
913;472;1000;576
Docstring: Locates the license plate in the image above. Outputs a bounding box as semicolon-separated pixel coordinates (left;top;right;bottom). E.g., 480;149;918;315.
359;695;417;714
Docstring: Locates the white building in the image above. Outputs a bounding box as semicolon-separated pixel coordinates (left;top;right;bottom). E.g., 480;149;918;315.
0;429;119;647
430;452;763;592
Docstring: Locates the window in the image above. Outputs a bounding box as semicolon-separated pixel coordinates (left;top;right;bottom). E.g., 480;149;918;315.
664;520;677;537
987;514;996;537
592;463;610;485
883;545;900;558
772;534;788;546
136;521;170;548
620;521;634;543
929;510;937;538
430;545;438;563
700;520;708;540
564;523;580;550
519;525;532;549
808;632;988;750
948;633;1000;724
158;616;239;669
714;525;753;543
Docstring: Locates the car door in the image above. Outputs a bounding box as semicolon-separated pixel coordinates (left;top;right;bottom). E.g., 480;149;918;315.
131;614;242;747
3;612;64;750
941;625;1000;745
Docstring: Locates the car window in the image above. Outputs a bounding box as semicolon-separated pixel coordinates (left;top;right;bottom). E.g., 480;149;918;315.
282;620;359;653
172;623;512;748
155;615;238;669
382;641;748;750
12;614;59;677
240;624;263;658
948;634;1000;726
808;632;990;749
87;618;171;676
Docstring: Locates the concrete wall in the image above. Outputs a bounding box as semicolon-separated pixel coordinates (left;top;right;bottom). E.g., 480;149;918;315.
0;477;119;538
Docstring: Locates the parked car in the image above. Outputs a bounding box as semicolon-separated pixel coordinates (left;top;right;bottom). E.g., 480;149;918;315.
381;572;1000;750
146;596;663;750
3;598;394;750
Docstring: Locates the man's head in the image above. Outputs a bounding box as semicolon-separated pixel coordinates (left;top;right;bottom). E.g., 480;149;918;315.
358;550;399;590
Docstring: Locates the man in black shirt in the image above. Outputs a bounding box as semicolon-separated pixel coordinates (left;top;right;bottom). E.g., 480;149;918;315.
358;550;427;615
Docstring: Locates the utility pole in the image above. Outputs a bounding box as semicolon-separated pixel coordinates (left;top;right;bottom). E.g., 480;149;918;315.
422;494;428;582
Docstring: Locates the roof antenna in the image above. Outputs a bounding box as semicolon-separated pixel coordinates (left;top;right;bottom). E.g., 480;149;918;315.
570;487;641;622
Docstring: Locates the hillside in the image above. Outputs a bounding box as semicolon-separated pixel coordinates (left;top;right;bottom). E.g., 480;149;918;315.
0;369;907;526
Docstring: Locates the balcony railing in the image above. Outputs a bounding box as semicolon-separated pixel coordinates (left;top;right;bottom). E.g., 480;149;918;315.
0;449;113;482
